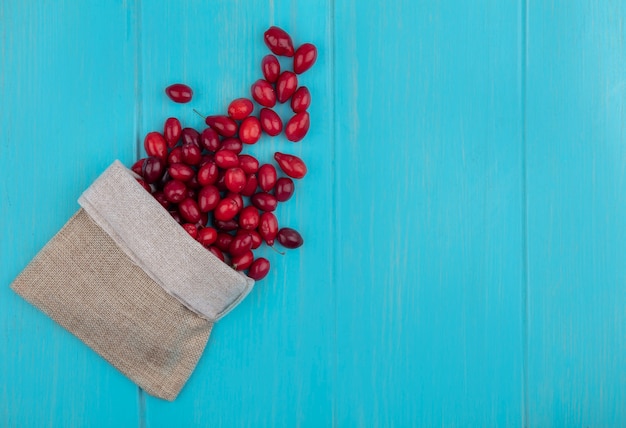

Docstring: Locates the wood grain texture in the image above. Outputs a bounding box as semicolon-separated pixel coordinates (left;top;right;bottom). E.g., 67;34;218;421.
1;0;625;426
526;1;626;426
0;1;140;426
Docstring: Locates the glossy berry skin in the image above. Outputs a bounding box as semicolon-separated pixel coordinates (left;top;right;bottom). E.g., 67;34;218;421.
274;152;307;179
239;117;262;145
259;108;283;136
182;223;198;239
261;55;280;83
232;251;254;271
277;227;304;249
152;191;170;209
224;167;247;193
182;142;202;165
215;233;234;252
214;150;239;169
142;156;165;184
197;227;218;247
251;79;277;107
200;128;221;152
205;115;238;137
258;164;277;192
168;163;195;181
197;161;219;186
180;128;200;146
238;154;259;174
274;177;295;202
251;192;278;212
164;117;182;147
276;71;298;103
214;219;239;232
293;43;318;74
246;230;263;249
285;111;310;142
163;180;187;203
178;198;202;223
227;192;244;211
220;137;243;154
263;26;294;57
228;98;254;120
214;197;240;221
144;132;168;160
258;212;279;245
229;234;253;257
247;257;270;280
131;158;145;176
208;246;225;262
168;147;184;164
291;87;311;113
239;206;260;230
240;174;258;197
165;83;193;103
197;185;220;212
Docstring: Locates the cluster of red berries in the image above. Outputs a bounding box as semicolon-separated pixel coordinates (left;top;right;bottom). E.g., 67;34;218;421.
132;26;317;281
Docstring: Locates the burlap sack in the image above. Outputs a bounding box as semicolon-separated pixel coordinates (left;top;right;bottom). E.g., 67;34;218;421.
11;160;254;401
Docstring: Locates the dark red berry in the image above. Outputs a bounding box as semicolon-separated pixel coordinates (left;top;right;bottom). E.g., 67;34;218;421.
200;128;221;152
131;158;145;176
246;230;263;249
263;26;294;57
228;98;254;120
164;117;182;147
291;87;311;113
274;152;307;179
144;132;168;160
232;251;254;271
168;163;195;181
258;164;277;192
258;212;278;245
205;115;238;137
229;234;253;257
285;111;310;142
259;108;283;136
214;219;239;232
277;227;304;249
182;223;198;239
136;178;152;193
224;167;247;193
214;197;240;221
197;227;218;247
152;191;170;209
241;174;258;197
179;198;202;223
168;146;184;164
182;142;202;165
248;257;270;280
181;128;200;146
142;156;165;184
214;150;239;169
276;71;298;103
293;43;318;74
239;116;262;145
198;185;220;212
239;206;260;230
197;161;219;186
261;55;280;83
163;180;187;203
220;138;243;154
238;154;259;174
251;79;277;107
215;233;234;252
165;83;193;103
274;177;295;202
251;192;278;212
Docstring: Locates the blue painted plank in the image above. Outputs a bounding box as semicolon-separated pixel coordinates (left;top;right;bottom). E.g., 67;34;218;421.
333;1;525;426
0;1;140;426
526;1;626;425
137;1;335;426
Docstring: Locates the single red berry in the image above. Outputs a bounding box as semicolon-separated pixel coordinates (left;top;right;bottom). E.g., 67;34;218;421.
229;233;253;257
181;128;200;146
131;158;146;176
164;117;182;147
258;212;278;245
197;185;220;212
168;146;184;164
197;227;218;247
284;111;310;142
144;132;168;160
277;227;304;249
205;115;238;137
259;108;283;136
263;26;294;57
220;137;243;154
200;128;221;152
214;197;240;221
239;206;260;230
197;161;219;186
291;87;311;113
214;219;240;232
182;223;198;239
142;156;165;184
251;192;278;212
224;167;247;193
232;251;254;271
241;230;263;249
258;164;277;192
239;116;262;145
238;154;259;174
274;177;295;202
165;83;193;103
248;257;270;280
168;163;195;181
276;71;298;103
251;79;277;107
293;43;318;74
261;55;280;83
163;180;187;203
179;198;202;223
215;232;234;252
240;174;258;197
182;142;202;165
228;98;254;120
214;150;239;169
274;152;307;179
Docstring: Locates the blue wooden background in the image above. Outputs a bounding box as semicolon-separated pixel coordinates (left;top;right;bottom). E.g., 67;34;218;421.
1;0;625;426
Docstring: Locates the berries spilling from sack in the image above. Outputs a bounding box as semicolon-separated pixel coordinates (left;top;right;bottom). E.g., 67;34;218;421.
131;26;317;281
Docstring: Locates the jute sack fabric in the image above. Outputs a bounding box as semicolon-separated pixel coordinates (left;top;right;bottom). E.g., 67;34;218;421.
11;160;254;401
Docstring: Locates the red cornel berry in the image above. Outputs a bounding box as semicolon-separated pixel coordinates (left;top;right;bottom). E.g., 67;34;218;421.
263;26;294;57
293;43;318;74
165;83;193;103
274;152;307;179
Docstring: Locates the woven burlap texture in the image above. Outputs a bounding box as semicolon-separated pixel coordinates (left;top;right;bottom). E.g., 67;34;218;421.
12;209;209;400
